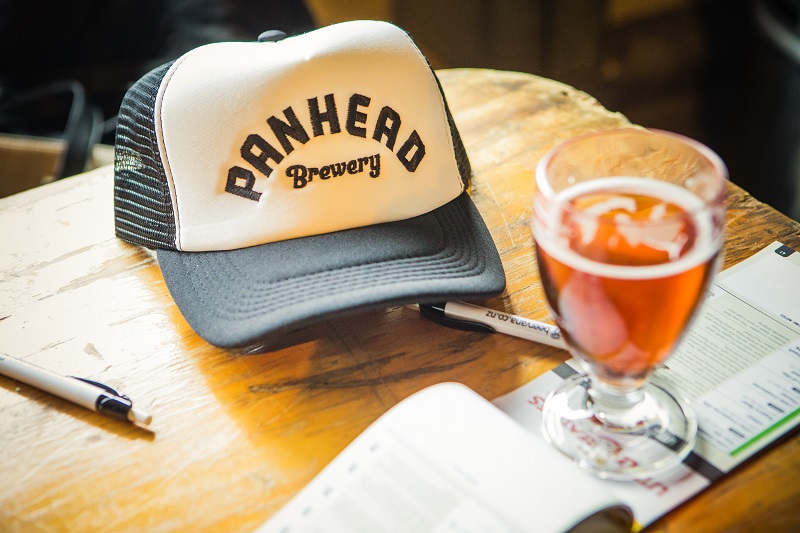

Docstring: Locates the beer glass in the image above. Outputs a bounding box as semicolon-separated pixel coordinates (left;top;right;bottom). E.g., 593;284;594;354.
532;129;727;479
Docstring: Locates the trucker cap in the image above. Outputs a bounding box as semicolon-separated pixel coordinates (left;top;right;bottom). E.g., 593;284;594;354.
113;20;505;348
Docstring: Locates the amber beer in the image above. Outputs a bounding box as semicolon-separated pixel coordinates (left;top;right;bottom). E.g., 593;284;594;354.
535;177;720;386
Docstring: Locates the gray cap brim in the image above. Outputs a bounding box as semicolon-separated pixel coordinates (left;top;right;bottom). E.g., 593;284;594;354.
157;192;505;348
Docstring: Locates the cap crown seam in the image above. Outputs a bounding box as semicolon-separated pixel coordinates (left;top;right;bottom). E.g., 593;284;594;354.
155;55;188;250
396;27;465;195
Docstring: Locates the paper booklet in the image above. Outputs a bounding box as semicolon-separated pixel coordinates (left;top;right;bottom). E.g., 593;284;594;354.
259;242;800;533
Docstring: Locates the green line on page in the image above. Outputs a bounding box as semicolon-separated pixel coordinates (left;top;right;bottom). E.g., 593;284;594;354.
730;406;800;457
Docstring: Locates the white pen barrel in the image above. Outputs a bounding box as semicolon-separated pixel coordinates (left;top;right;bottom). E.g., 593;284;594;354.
0;354;102;411
446;301;566;349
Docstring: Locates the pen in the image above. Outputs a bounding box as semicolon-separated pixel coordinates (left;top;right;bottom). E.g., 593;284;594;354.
419;301;567;349
0;352;152;427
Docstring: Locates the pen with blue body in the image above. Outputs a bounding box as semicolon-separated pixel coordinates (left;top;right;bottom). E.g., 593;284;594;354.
0;352;152;426
419;301;567;349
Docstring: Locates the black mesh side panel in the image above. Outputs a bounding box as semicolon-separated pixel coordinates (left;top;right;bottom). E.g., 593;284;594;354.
113;62;178;250
431;70;472;189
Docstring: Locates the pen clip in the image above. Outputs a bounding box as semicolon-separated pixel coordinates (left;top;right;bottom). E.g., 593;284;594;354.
419;303;496;334
71;376;146;424
70;376;131;402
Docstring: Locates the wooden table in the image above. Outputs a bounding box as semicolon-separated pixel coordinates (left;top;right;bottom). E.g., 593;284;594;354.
2;69;799;532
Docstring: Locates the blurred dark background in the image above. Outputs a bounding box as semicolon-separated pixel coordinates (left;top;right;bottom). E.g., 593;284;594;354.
1;0;799;221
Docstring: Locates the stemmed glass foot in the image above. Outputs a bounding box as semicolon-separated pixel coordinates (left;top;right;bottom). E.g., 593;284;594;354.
541;373;697;480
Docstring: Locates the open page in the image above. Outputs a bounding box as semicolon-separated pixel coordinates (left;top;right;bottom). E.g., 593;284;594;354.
494;241;800;529
259;382;632;533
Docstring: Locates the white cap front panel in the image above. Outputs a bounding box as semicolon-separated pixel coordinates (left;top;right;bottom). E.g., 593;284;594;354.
156;20;464;251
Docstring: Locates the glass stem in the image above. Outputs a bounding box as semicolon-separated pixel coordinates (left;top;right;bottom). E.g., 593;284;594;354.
587;378;652;430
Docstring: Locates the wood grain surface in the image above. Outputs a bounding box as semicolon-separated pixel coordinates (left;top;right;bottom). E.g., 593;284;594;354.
1;68;799;532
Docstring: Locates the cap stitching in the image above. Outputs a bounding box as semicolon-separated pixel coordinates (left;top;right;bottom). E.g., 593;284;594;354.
176;197;487;319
